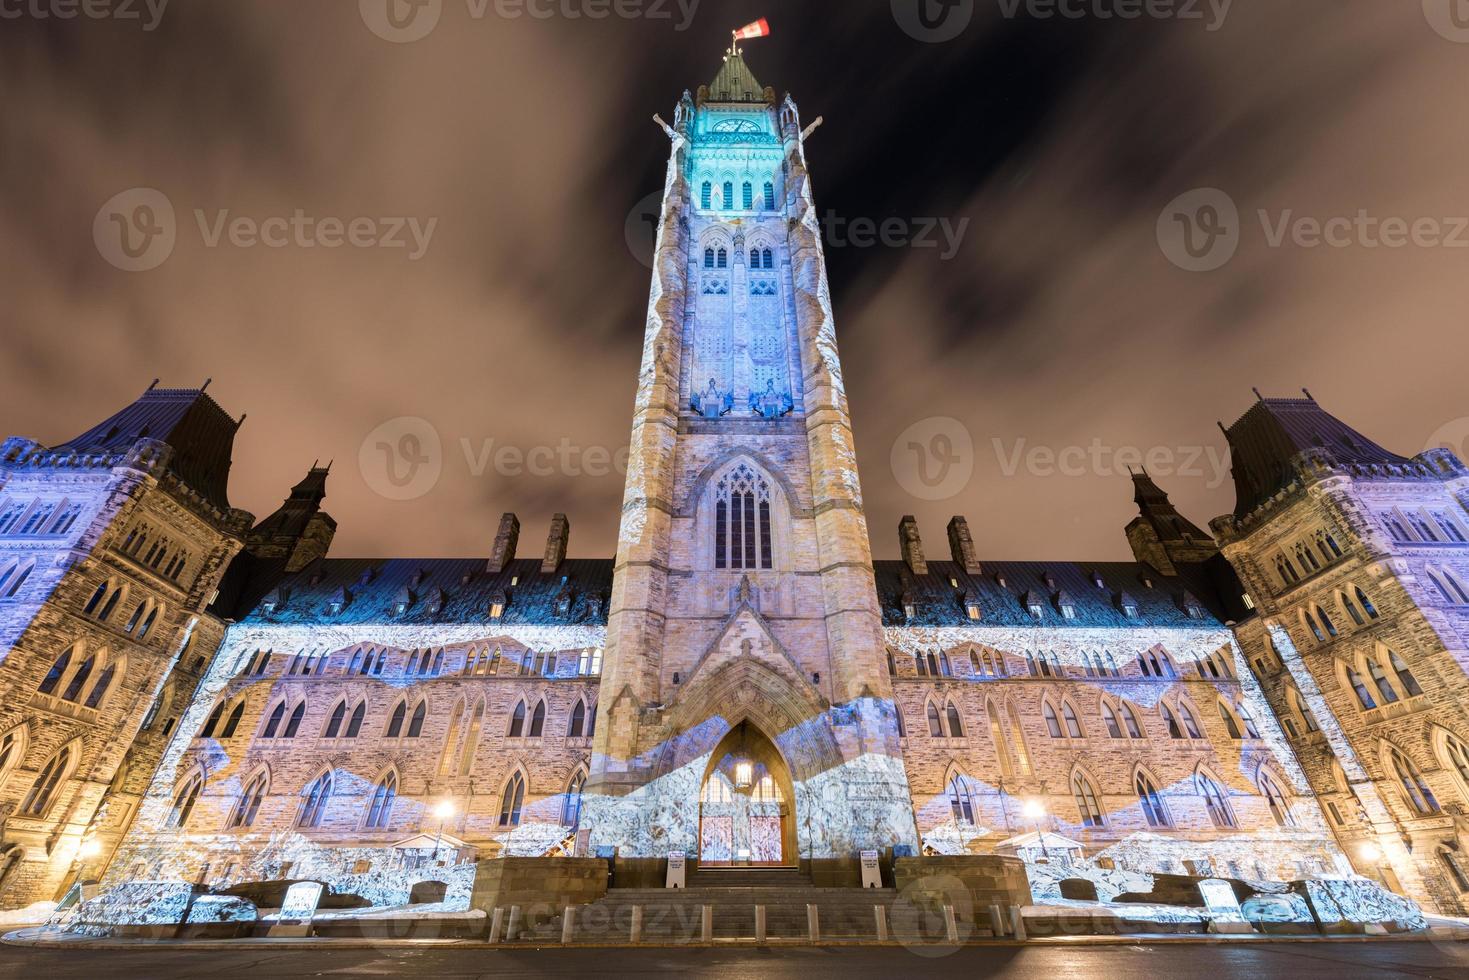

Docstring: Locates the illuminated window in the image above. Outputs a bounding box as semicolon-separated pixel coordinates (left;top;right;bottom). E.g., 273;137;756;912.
1135;772;1170;828
714;464;773;571
365;773;397;829
1196;772;1236;828
297;771;334;828
1388;746;1439;815
1258;771;1295;827
230;773;267;828
1072;772;1104;827
167;773;203;829
21;745;69;816
491;771;518;825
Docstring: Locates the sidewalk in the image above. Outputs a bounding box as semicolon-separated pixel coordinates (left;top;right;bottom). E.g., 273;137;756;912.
6;922;1464;951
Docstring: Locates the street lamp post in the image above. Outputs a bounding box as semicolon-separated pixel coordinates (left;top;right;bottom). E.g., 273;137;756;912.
432;800;455;865
1021;799;1049;861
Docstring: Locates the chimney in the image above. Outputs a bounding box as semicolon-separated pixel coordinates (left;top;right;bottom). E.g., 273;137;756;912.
947;516;981;575
487;512;520;573
542;513;570;574
899;516;927;576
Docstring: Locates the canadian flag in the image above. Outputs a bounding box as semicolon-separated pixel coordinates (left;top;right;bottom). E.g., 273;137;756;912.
732;18;771;41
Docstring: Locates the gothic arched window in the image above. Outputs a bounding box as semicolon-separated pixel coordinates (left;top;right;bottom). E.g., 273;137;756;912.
763;181;775;210
946;703;964;737
21;745;70;816
407;701;426;737
742;182;753;209
365;772;397;829
297;771;333;828
722;181;733;209
563;771;585;826
1388;745;1439;815
714;464;773;570
231;772;267;828
717;247;728;269
704;247;714;268
1136;772;1170;827
1196;772;1236;828
167;773;203;829
508;700;526;737
1258;770;1295;827
568;700;586;738
1072;772;1104;827
529;700;546;737
947;773;977;824
499;771;526;826
701;181;712;210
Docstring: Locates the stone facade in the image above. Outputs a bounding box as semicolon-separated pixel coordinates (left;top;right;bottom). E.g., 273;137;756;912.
6;50;1468;921
1212;394;1469;914
0;387;252;907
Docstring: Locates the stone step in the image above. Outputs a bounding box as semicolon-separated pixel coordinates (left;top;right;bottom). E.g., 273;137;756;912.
515;891;996;942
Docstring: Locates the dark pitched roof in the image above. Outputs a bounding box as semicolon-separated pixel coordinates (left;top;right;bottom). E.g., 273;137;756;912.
873;559;1234;629
251;464;332;540
236;556;613;627
1130;471;1209;542
708;50;766;103
1223;394;1409;517
51;385;241;511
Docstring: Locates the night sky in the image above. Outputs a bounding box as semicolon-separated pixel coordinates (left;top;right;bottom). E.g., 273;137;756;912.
4;1;1468;561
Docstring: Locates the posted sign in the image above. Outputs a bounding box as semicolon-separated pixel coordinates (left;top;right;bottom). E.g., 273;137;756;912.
666;851;686;889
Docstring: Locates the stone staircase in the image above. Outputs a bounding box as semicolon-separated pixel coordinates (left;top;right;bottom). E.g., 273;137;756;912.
516;874;1000;943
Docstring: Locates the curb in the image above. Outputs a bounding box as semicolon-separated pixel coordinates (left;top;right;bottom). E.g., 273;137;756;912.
3;927;1459;952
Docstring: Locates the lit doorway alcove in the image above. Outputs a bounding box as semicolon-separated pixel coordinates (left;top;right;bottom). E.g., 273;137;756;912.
698;721;796;867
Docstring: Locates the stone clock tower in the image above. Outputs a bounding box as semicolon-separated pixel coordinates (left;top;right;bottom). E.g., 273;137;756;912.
585;48;918;865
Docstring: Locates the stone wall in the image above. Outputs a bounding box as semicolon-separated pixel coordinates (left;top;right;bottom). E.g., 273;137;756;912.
1214;448;1469;914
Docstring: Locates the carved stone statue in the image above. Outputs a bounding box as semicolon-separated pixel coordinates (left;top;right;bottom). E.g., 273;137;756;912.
691;378;733;419
749;378;794;419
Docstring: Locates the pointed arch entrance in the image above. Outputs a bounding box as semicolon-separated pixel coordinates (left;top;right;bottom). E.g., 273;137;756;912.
698;721;796;867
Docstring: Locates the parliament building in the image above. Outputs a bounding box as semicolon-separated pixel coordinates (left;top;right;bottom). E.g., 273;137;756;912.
0;49;1467;923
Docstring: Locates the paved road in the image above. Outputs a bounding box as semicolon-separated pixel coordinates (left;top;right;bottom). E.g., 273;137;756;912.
1;940;1468;979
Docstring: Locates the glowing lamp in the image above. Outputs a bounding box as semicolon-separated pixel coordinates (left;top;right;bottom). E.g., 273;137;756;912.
734;760;753;789
77;839;102;860
1021;799;1046;821
1358;841;1383;863
433;800;455;821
